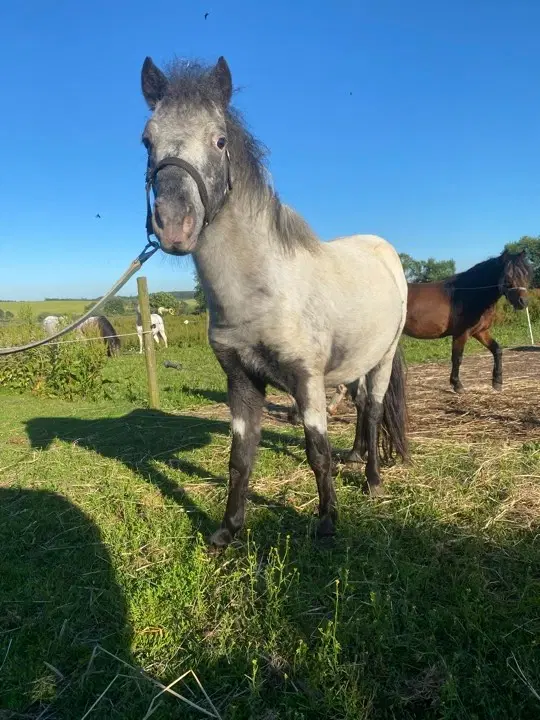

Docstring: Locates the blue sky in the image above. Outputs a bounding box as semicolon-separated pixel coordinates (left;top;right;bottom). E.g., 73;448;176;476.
0;0;538;300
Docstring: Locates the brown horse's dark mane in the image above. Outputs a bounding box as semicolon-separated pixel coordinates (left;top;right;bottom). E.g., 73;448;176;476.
443;250;531;297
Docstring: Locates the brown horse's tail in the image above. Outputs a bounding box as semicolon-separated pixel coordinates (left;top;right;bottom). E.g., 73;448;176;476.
360;347;408;464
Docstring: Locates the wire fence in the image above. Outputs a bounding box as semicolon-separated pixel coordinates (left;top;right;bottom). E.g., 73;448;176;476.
41;330;151;347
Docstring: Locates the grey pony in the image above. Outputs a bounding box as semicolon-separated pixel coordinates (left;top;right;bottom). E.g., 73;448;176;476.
140;55;409;547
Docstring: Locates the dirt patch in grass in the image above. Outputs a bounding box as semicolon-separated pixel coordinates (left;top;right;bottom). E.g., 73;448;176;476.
192;349;540;444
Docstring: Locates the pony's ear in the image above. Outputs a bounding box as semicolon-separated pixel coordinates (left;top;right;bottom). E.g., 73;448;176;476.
212;56;233;106
141;57;168;109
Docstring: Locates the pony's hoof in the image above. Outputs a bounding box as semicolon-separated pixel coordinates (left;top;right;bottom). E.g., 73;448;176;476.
493;382;502;392
367;483;385;498
343;450;364;466
209;527;234;548
453;385;465;394
316;515;336;538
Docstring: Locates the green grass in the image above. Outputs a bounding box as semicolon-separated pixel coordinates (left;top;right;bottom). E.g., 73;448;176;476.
1;340;539;719
0;298;196;315
0;299;92;317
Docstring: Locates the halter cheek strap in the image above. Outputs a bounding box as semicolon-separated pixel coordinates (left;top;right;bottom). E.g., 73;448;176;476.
145;151;232;240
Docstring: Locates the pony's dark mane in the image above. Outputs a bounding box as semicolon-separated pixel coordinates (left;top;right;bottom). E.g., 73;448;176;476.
445;251;531;291
161;60;319;254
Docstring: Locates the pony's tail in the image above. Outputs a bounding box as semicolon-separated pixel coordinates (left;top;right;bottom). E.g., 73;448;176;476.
379;347;408;464
359;348;408;464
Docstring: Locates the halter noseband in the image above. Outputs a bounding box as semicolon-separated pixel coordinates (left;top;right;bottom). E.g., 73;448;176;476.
145;152;232;240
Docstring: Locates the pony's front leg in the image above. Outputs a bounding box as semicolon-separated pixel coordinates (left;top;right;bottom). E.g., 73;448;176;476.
473;329;502;390
296;377;337;537
138;332;143;354
209;366;266;548
450;333;468;393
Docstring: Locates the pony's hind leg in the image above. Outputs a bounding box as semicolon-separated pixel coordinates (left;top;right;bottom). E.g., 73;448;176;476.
472;329;502;390
161;331;169;348
450;333;468;393
209;351;266;548
344;377;368;464
295;376;337;537
327;384;348;415
287;397;301;425
361;352;403;496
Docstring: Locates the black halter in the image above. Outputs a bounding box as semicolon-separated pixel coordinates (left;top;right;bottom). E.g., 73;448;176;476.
145;152;232;239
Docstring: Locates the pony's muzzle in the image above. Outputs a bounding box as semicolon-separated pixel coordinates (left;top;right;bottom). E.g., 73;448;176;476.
152;199;199;255
507;289;528;310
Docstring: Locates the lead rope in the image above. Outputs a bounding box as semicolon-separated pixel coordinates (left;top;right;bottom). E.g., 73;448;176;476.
0;239;160;356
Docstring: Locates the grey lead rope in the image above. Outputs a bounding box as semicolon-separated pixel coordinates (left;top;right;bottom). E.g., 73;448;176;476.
0;240;160;356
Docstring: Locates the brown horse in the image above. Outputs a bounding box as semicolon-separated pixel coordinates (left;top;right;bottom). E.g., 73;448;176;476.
404;250;531;392
305;250;531;418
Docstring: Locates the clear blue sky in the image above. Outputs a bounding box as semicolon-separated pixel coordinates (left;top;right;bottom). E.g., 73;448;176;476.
1;0;538;300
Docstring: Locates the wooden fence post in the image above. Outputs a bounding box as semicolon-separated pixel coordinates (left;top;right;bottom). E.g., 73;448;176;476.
137;276;160;409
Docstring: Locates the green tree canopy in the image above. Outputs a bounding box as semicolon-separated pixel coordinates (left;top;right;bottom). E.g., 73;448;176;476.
102;297;125;315
505;235;540;288
399;254;456;283
193;273;207;313
149;292;182;313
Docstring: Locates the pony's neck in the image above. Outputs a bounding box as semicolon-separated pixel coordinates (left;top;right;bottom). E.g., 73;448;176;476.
454;257;504;307
193;193;292;324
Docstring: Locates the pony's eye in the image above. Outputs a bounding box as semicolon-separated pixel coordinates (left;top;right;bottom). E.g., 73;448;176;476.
216;137;227;150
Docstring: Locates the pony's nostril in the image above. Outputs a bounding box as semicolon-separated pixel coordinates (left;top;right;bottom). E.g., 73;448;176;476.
182;215;195;237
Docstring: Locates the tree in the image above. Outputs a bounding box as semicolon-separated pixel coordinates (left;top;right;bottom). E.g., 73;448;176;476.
399;253;455;283
399;253;423;282
193;273;207;313
102;297;125;315
505;235;540;288
417;257;456;283
149;292;181;313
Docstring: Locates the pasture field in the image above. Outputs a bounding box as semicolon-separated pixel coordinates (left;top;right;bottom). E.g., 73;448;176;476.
0;299;92;317
0;298;197;319
1;318;539;718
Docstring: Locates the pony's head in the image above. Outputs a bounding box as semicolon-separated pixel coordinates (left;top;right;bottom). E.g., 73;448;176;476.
500;250;532;310
141;57;234;255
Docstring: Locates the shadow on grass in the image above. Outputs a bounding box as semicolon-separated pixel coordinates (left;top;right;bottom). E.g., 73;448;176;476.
178;385;229;404
9;418;540;718
0;489;140;718
25;409;309;541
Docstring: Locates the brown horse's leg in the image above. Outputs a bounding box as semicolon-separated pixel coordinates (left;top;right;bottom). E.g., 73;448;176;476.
450;334;468;393
473;329;503;391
